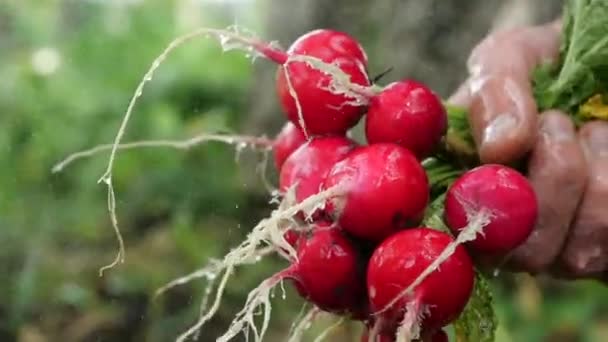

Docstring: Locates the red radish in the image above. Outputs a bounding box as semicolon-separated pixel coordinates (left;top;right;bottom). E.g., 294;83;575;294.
272;122;308;170
280;136;356;208
322;143;429;242
275;29;371;135
444;164;538;254
216;224;367;341
292;223;367;314
367;228;474;336
365;80;447;159
288;29;369;65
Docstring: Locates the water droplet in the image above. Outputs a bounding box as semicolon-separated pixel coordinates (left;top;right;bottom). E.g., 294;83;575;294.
280;280;287;300
492;268;501;277
403;256;416;269
369;286;376;298
234;142;247;162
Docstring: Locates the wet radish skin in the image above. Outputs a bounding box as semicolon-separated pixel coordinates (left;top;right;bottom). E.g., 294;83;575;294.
444;164;538;254
292;224;367;315
365;80;447;159
323;143;429;242
280;136;356;205
287;29;369;65
276;29;370;135
367;228;474;334
273;122;308;170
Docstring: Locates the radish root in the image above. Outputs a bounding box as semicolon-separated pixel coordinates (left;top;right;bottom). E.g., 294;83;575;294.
154;246;274;299
395;300;429;342
175;185;345;341
52;133;272;173
287;306;320;342
281;64;309;138
215;270;291;342
313;316;345;342
92;26;284;275
287;54;377;102
367;317;385;342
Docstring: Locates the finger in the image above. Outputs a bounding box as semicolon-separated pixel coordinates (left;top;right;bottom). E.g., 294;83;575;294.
506;111;587;274
447;77;473;108
468;23;561;78
553;122;608;279
466;24;561;164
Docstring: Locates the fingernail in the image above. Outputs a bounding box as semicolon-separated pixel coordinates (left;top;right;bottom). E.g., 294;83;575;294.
582;123;608;158
540;112;576;142
480;77;523;146
482;112;517;145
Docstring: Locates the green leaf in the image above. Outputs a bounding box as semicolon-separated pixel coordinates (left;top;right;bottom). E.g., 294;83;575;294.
533;0;608;116
422;193;449;232
453;272;497;342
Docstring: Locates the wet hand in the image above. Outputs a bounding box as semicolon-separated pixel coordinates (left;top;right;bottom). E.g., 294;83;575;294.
449;21;608;282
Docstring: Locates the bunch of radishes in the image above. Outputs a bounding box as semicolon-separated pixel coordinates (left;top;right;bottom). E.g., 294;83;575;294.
69;26;539;342
182;28;539;342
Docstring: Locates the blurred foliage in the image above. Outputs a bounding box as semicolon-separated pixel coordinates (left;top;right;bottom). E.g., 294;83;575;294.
0;1;606;342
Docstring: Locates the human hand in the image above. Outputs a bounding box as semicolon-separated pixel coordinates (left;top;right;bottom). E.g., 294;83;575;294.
449;21;608;282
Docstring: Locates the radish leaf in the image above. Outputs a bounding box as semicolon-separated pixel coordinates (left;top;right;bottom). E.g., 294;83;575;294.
453;272;497;342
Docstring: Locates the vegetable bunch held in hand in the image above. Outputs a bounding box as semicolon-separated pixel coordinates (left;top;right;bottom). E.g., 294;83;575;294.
448;0;608;281
59;1;608;341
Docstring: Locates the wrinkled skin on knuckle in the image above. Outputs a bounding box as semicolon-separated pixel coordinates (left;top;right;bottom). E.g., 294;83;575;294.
467;25;559;78
508;112;587;273
555;122;608;279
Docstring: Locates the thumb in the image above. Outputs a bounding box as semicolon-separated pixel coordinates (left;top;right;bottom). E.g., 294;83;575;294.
453;23;561;164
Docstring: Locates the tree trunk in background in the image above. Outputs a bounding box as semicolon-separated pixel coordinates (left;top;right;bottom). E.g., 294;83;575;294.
244;0;563;135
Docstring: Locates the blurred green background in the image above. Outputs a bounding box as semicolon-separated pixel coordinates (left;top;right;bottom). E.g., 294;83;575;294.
0;1;606;341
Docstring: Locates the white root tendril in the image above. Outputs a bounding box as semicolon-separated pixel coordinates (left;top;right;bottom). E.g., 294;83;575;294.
282;65;309;139
313;316;345;342
52;133;273;173
256;149;277;194
287;306;319;342
395;301;429;342
287;54;377;103
175;185;345;342
367;318;384;342
215;271;289;342
89;25;282;275
154;246;274;299
376;208;494;340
